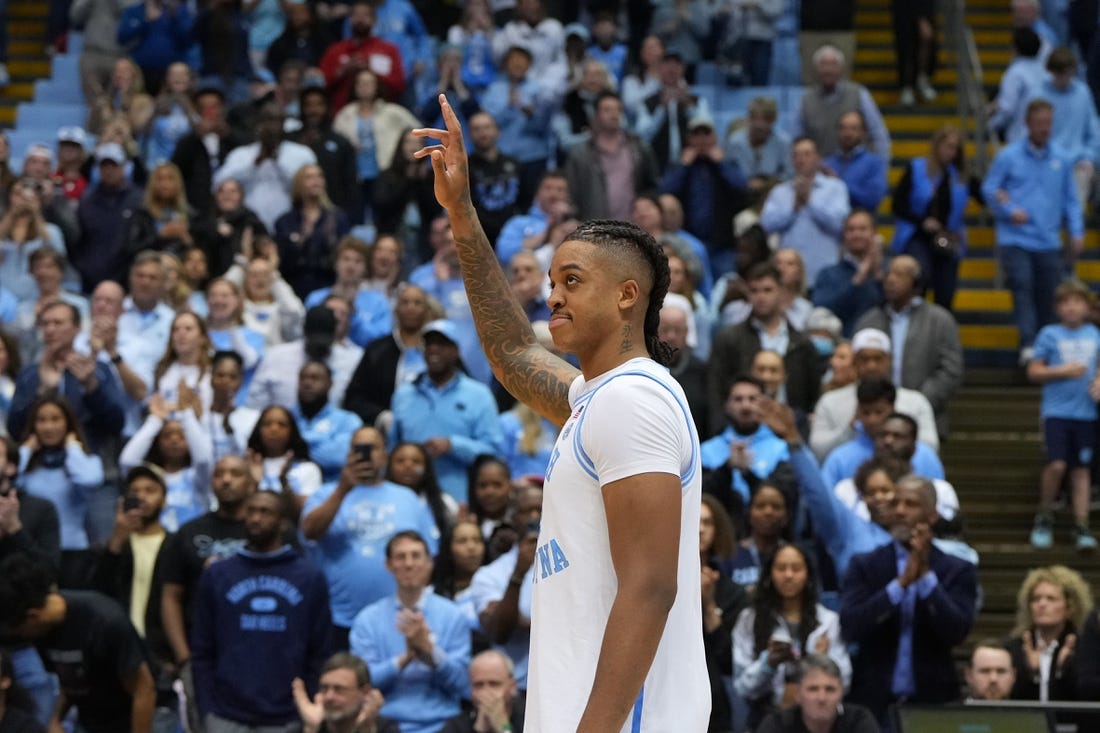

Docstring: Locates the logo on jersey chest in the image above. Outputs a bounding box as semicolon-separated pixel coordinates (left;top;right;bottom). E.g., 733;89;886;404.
559;404;585;440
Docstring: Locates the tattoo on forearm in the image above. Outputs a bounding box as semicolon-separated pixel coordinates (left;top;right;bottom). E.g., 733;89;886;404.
619;324;633;355
452;204;576;424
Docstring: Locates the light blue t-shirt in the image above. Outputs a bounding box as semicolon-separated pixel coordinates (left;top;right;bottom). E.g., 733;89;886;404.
302;480;440;627
1034;322;1100;420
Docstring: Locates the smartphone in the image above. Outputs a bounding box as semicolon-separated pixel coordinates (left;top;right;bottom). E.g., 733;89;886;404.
353;443;373;462
122;495;142;512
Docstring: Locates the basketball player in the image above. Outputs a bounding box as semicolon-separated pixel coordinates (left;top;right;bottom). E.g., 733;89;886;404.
413;96;708;732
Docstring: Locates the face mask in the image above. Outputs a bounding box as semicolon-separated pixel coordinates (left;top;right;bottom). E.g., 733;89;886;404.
812;335;835;357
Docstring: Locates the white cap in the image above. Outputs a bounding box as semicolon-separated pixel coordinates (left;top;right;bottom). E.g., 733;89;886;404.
851;328;891;354
660;292;698;349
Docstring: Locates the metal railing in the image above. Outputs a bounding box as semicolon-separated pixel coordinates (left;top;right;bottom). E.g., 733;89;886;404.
941;0;991;177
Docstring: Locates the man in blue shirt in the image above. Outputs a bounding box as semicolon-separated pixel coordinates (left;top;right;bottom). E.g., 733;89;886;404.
701;375;790;517
823;111;888;213
1026;279;1100;550
982;98;1084;363
300;426;439;645
293;361;364;482
812;209;884;336
389;320;503;501
350;530;470;733
494;172;572;265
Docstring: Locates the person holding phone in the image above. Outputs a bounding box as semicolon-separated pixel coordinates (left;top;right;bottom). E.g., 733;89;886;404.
299;426;439;649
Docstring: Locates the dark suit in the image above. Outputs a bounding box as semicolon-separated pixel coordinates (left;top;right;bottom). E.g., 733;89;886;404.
707;319;823;436
343;333;403;425
839;542;977;721
171;130;247;218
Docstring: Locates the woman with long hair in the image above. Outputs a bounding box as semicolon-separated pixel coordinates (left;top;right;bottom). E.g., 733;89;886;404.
274;164;351;298
386;441;455;537
128;162;194;258
772;248;813;331
498;402;559;481
246;405;322;508
700;494;748;733
144;62;196;166
431;518;487;628
1007;565;1093;702
332;69;420;226
153;311;214;413
733;543;851;729
891;123;970;309
88;57;153;136
0;329;19;429
373;129;442;262
196;178;267;279
205;277;265;399
119;392;214;532
206;350;260;462
466;454;514;542
727;478;795;591
0;179;64;302
17;395;104;586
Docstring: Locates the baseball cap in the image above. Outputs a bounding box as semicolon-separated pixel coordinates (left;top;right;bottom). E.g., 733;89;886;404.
57;126;87;148
687;112;715;132
23;143;54;165
851;328;892;354
564;22;590;42
422;319;460;346
95;142;127;165
125;463;167;492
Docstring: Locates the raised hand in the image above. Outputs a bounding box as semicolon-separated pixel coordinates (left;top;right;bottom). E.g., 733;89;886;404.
412;95;472;213
291;677;323;730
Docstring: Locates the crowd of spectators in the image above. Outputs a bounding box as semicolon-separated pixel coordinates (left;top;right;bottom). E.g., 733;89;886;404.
0;0;1099;732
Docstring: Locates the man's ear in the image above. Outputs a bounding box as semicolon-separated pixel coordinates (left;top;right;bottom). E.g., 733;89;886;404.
618;278;641;312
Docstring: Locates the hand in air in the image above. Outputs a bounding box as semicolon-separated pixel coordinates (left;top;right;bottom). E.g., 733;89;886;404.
412;95;471;213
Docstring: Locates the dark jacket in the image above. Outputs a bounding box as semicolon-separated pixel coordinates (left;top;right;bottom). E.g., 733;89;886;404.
705;569;748;733
755;703;878;733
1079;610;1100;699
274;206;350;299
1007;628;1080;702
172;129;247;217
812;258;882;338
839;543;978;720
126;207;194;261
192;205;267;279
440;696;525;733
8;362;125;449
563;132;660;222
90;533;174;666
706;319;822;435
266;25;331;75
0;492;61;571
342;333;403;425
73;183;143;292
291;127;361;219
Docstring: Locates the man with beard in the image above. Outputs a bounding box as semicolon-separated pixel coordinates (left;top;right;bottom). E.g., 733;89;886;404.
389;320;503;502
293;361;364;482
91;465;177;729
293;652;399;733
964;641;1016;701
212;103;317;231
159;455;256;731
319;0;405;109
700;376;790;521
839;474;977;725
293;86;360;218
300;426;438;648
191;490;332;732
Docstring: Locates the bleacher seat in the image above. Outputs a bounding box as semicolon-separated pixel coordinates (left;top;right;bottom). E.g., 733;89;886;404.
34;80;85;105
50;54;80;81
16;102;87;131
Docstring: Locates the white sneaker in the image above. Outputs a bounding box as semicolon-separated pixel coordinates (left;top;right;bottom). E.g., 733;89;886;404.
1019;346;1035;367
899;87;916;106
0;64;11;88
917;74;937;101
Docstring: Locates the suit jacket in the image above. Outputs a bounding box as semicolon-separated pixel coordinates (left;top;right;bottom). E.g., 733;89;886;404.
171;130;247;218
707;319;823;435
854;300;964;437
342;333;402;425
1007;629;1079;702
839;543;977;719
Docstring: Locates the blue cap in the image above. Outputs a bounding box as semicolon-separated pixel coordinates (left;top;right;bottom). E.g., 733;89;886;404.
422;319;460;346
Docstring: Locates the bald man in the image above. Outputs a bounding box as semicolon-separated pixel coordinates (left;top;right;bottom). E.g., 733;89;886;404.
854;255;963;439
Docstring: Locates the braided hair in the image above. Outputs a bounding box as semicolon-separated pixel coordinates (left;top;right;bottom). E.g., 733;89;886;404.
567;219;674;365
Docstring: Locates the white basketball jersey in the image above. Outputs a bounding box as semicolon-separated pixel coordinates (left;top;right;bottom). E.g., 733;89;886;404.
524;357;710;733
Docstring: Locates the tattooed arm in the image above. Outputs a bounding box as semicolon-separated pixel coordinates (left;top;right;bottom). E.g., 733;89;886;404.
414;96;579;427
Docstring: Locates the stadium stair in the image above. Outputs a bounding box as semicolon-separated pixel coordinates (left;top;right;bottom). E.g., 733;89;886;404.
0;0;56;125
854;2;1100;650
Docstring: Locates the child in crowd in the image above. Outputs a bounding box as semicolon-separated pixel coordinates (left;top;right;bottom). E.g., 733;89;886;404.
1027;279;1100;551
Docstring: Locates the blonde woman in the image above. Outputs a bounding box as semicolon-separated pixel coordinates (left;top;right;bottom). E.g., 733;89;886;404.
88;57;153;136
1006;565;1093;701
273;164;351;298
128;162;193;257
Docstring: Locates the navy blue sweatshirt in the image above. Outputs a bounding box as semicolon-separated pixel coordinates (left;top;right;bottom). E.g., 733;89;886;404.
190;545;332;726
